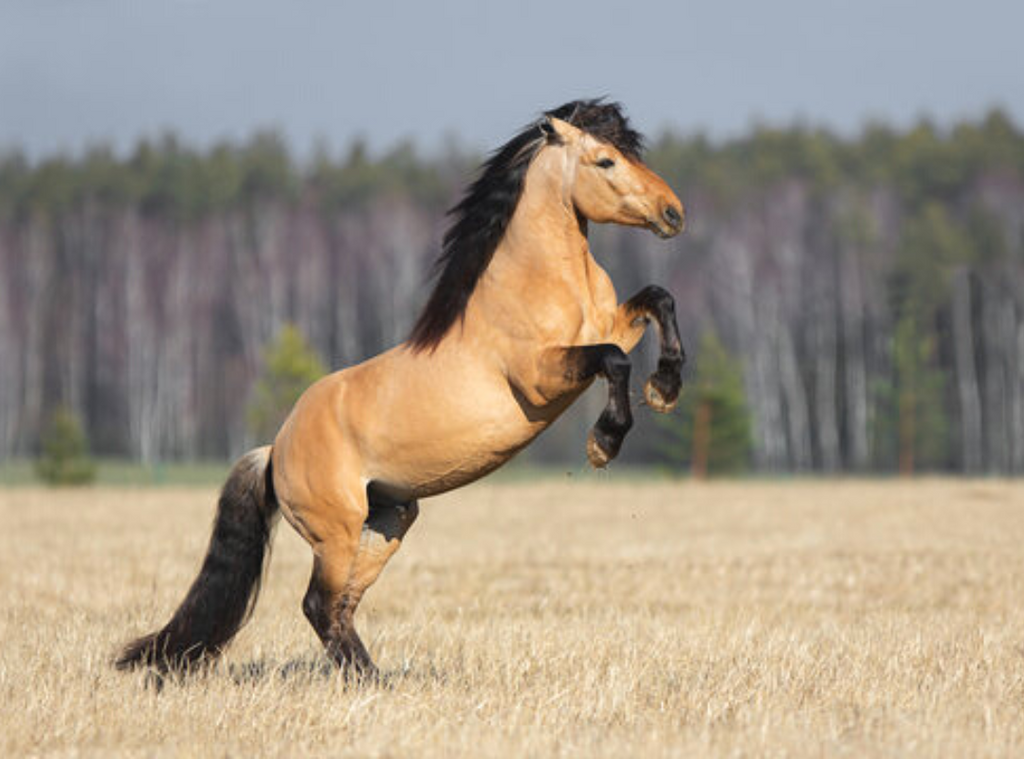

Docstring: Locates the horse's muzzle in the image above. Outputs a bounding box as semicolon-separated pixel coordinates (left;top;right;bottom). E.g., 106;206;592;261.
663;205;684;233
648;204;685;238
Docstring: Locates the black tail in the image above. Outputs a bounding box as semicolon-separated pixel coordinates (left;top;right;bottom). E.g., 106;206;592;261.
116;446;279;673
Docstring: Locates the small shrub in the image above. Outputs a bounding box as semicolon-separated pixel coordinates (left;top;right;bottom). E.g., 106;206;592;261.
36;407;96;486
247;324;327;443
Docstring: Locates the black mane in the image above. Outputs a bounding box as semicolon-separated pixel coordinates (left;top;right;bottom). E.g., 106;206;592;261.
407;99;645;351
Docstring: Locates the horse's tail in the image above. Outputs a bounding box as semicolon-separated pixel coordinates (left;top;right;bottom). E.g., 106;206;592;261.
116;446;279;673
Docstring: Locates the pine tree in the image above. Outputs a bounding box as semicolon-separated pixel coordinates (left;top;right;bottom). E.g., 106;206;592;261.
36;407;96;486
247;324;327;443
874;203;957;473
654;331;752;477
872;315;949;473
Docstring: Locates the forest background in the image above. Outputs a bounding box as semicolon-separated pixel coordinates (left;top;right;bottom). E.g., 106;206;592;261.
1;111;1023;475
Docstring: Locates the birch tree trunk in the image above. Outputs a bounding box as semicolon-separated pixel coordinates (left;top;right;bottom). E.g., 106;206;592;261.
725;234;787;471
1013;318;1024;474
951;268;983;472
0;234;19;457
839;241;870;470
124;214;162;463
813;249;840;472
981;284;1010;473
777;321;813;471
20;217;53;453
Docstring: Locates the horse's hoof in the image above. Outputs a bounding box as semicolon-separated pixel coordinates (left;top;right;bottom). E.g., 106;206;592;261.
342;661;381;685
586;430;612;469
644;376;678;413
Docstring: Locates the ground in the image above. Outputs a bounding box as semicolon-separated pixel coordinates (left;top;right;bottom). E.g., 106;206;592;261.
2;478;1023;757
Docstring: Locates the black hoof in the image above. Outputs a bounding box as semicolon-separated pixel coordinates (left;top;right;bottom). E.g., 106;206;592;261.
644;358;682;413
586;424;625;469
644;372;680;412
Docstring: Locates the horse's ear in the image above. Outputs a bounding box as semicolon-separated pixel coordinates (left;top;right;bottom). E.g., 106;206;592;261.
541;116;581;145
539;117;560;144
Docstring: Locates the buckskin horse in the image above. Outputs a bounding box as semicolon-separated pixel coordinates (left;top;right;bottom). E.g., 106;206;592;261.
117;99;686;677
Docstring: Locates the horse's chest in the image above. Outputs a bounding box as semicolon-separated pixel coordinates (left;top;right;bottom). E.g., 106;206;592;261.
526;287;615;346
577;275;618;343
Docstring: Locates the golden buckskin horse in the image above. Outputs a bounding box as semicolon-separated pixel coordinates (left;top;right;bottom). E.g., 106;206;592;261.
117;99;685;677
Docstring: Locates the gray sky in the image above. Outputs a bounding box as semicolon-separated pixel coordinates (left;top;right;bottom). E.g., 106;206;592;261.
2;0;1022;159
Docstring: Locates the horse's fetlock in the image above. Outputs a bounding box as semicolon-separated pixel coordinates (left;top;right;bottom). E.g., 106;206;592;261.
659;354;684;376
597;408;630;436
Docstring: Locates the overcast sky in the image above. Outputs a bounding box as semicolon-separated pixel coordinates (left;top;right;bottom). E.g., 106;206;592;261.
2;0;1022;160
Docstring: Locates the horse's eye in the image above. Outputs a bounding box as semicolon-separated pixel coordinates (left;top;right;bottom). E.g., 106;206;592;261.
596;158;616;169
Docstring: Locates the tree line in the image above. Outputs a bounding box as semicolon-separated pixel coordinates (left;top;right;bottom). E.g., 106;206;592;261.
1;111;1023;474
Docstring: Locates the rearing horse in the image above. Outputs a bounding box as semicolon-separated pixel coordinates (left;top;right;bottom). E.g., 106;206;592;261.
117;100;685;676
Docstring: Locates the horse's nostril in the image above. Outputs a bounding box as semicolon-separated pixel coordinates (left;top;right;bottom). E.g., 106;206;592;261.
663;205;683;229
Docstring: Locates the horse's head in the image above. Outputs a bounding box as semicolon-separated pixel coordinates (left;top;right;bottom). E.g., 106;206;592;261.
542;116;684;238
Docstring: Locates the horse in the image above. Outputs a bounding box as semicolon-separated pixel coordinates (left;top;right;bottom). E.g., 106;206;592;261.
116;99;686;677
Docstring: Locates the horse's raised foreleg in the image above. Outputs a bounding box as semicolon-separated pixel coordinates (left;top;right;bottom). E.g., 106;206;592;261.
558;344;634;468
613;285;685;413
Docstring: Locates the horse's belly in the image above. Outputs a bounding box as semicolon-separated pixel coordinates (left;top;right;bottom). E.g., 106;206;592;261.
350;361;569;499
364;397;549;499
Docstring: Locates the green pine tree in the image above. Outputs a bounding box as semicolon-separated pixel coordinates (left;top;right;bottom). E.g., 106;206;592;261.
36;406;96;486
872;314;949;473
247;324;327;443
654;331;752;477
874;203;957;473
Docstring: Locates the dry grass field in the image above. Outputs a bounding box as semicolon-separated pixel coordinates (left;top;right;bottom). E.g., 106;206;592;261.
2;478;1024;757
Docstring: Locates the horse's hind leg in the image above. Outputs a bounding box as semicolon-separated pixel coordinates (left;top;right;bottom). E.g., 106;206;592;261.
301;486;419;676
302;551;373;673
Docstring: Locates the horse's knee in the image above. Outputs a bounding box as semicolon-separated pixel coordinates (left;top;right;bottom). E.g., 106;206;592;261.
602;345;631;378
627;284;673;315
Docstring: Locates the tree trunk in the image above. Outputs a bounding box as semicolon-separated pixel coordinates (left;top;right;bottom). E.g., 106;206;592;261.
814;279;840;472
778;324;813;471
692;398;712;480
951;268;983;472
840;241;870;470
982;285;1010;473
1013;318;1024;475
899;390;915;476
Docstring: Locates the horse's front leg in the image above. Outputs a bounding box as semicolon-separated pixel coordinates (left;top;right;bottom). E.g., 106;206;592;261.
554;344;633;468
613;285;685;413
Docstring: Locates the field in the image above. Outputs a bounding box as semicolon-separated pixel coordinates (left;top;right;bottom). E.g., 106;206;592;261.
2;479;1024;757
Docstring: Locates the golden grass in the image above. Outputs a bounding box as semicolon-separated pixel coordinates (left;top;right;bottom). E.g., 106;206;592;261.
2;479;1024;757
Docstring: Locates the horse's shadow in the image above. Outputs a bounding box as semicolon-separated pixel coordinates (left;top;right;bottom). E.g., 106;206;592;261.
141;655;422;692
228;656;338;684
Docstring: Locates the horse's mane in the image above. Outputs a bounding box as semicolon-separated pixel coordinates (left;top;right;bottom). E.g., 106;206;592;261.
407;99;645;352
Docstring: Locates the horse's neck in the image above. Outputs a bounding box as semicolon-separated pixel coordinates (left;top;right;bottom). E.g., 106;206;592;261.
453;151;617;354
480;153;599;308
